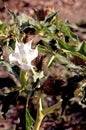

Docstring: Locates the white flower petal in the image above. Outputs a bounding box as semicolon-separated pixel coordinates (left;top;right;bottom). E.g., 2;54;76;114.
25;40;32;49
9;54;21;65
28;47;38;60
9;40;38;70
9;54;17;64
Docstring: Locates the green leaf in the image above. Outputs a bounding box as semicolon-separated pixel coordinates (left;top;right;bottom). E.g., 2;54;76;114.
44;10;59;23
17;13;29;26
7;8;19;24
0;23;9;36
0;23;7;31
9;39;15;50
70;31;78;40
33;71;44;82
58;39;76;51
79;41;86;56
62;24;77;40
0;61;13;73
26;107;34;130
48;24;57;33
71;51;86;60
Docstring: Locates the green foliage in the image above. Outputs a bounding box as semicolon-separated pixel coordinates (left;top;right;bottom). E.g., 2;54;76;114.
26;107;34;130
79;41;86;56
0;8;86;130
7;8;19;24
0;60;13;74
44;10;59;23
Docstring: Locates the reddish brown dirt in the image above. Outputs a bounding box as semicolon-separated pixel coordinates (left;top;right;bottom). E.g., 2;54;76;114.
0;0;86;24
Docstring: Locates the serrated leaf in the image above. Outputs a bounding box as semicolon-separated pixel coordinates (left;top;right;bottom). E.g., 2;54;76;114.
7;8;19;24
0;61;19;78
33;71;44;82
44;10;59;23
17;13;29;26
48;24;57;33
0;61;13;73
70;31;78;40
58;39;76;51
71;51;86;60
26;107;34;130
79;41;86;56
60;22;77;40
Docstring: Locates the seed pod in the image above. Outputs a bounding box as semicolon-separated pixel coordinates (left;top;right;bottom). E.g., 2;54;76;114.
41;76;66;96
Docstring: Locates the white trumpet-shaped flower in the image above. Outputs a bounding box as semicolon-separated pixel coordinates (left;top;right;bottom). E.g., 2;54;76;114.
9;40;38;70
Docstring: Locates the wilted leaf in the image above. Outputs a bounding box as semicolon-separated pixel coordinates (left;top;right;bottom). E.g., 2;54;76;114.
34;8;47;21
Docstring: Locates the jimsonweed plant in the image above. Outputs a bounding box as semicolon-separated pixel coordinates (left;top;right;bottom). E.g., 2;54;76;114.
0;8;86;130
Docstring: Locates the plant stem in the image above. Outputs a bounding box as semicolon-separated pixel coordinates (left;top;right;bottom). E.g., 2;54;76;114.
34;91;44;130
34;90;62;130
43;99;62;117
19;70;28;90
34;115;43;130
